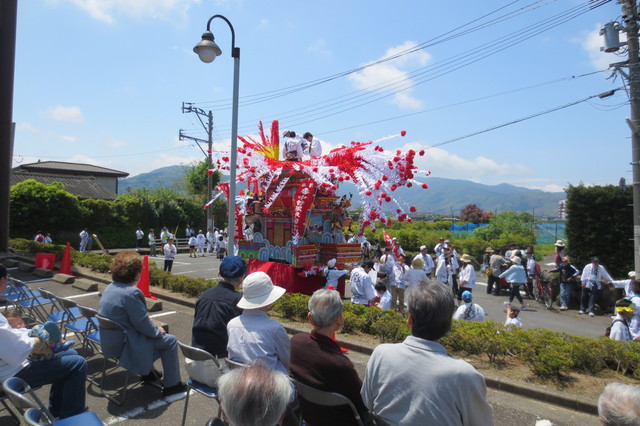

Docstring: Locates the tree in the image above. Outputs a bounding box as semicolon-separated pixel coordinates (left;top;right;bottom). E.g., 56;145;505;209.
10;179;89;237
184;160;221;199
473;211;535;245
460;204;487;223
565;184;632;276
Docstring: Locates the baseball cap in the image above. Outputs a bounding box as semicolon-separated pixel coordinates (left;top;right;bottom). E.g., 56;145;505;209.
462;290;473;301
219;256;247;279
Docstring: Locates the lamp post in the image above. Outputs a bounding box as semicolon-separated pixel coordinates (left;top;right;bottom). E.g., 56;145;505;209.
194;15;240;256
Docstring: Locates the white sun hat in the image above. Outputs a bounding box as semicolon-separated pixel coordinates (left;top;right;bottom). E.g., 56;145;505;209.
237;271;286;310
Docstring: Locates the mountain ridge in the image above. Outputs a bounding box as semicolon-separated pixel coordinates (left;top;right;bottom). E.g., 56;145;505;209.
120;166;565;217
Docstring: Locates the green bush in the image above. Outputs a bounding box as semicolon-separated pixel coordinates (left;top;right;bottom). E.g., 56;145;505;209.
341;311;366;334
369;312;409;342
510;328;573;380
273;293;311;321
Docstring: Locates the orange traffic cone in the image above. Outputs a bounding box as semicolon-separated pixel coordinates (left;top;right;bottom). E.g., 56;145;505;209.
59;242;73;276
137;255;157;300
327;285;348;353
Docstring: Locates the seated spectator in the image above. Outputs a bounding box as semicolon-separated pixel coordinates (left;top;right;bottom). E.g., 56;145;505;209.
609;298;634;342
3;312;74;360
361;280;494;425
226;272;288;374
207;362;292;426
453;290;486;321
504;305;523;328
598;382;640;426
0;265;87;419
192;256;246;361
372;283;392;310
99;251;186;396
290;289;373;426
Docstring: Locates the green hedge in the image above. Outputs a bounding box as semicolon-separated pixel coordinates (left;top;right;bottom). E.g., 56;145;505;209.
274;292;640;381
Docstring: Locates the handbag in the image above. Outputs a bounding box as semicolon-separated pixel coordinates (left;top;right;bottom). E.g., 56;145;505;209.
184;357;222;387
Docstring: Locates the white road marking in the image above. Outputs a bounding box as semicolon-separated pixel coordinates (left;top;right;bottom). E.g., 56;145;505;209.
67;292;100;299
102;392;186;425
172;270;197;275
149;311;177;318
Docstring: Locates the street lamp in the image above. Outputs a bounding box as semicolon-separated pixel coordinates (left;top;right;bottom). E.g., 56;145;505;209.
194;14;240;256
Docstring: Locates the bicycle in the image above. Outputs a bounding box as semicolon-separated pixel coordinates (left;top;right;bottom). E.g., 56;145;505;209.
533;273;555;309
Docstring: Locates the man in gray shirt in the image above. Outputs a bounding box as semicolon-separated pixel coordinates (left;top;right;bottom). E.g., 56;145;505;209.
361;280;494;425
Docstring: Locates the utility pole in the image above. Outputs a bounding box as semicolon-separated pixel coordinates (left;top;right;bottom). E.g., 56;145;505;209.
180;103;214;230
0;0;18;253
602;1;640;274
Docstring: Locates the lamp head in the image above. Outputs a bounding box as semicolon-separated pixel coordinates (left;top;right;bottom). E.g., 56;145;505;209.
194;30;222;63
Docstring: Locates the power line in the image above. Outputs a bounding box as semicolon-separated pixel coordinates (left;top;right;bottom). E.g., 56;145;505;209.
429;88;623;148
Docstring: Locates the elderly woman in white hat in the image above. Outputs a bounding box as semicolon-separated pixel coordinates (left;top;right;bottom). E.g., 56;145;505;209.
323;258;348;290
553;240;566;267
226;272;289;375
457;254;476;303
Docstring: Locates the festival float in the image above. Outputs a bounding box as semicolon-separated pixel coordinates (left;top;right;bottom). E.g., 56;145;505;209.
209;120;429;296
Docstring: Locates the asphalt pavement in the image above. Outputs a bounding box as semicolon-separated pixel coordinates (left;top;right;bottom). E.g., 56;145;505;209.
0;252;606;425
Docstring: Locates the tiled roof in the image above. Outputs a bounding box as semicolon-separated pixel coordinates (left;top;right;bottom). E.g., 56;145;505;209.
14;161;129;178
10;172;116;200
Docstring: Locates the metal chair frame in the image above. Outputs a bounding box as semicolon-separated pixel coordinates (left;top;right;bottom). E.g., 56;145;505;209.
291;378;364;426
177;342;221;426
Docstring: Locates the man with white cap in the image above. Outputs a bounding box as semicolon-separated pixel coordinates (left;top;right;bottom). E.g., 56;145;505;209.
226;272;289;374
416;245;435;278
453;291;486;321
323;258;348;290
580;257;613;317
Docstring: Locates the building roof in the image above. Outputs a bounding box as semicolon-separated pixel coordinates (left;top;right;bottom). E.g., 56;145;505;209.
13;161;129;178
10;172;117;200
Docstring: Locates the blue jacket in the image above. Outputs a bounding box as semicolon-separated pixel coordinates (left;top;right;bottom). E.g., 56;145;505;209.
99;282;163;375
499;264;527;284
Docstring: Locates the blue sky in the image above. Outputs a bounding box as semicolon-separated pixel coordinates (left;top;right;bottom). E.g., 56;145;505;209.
11;0;630;193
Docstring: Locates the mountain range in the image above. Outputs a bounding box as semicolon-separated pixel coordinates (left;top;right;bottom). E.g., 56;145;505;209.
120;166;565;218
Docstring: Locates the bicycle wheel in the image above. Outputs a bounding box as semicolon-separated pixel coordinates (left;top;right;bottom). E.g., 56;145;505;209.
543;285;554;309
533;280;541;302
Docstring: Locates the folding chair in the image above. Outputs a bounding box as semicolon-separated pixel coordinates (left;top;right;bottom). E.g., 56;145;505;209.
0;389;20;424
224;359;247;370
2;377;52;419
11;280;52;323
178;342;221;426
75;305;100;355
23;407;105;426
291;378;364;426
54;297;88;343
94;315;161;405
36;288;79;327
92;315;134;405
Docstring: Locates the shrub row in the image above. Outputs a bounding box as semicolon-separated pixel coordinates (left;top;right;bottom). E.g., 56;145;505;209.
274;292;640;381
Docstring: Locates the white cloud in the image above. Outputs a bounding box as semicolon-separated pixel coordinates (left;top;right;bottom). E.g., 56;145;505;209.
581;24;625;70
61;136;78;142
65;0;200;24
524;183;565;193
307;39;331;57
257;18;270;31
16;122;40;133
392;141;529;183
348;41;431;110
43;106;84;124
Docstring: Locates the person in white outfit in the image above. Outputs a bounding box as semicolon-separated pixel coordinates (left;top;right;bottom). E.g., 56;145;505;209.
416;245;435;278
453;291;486;321
323;258;349;290
580;257;613;317
457;254;476;302
196;230;206;257
405;257;428;289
